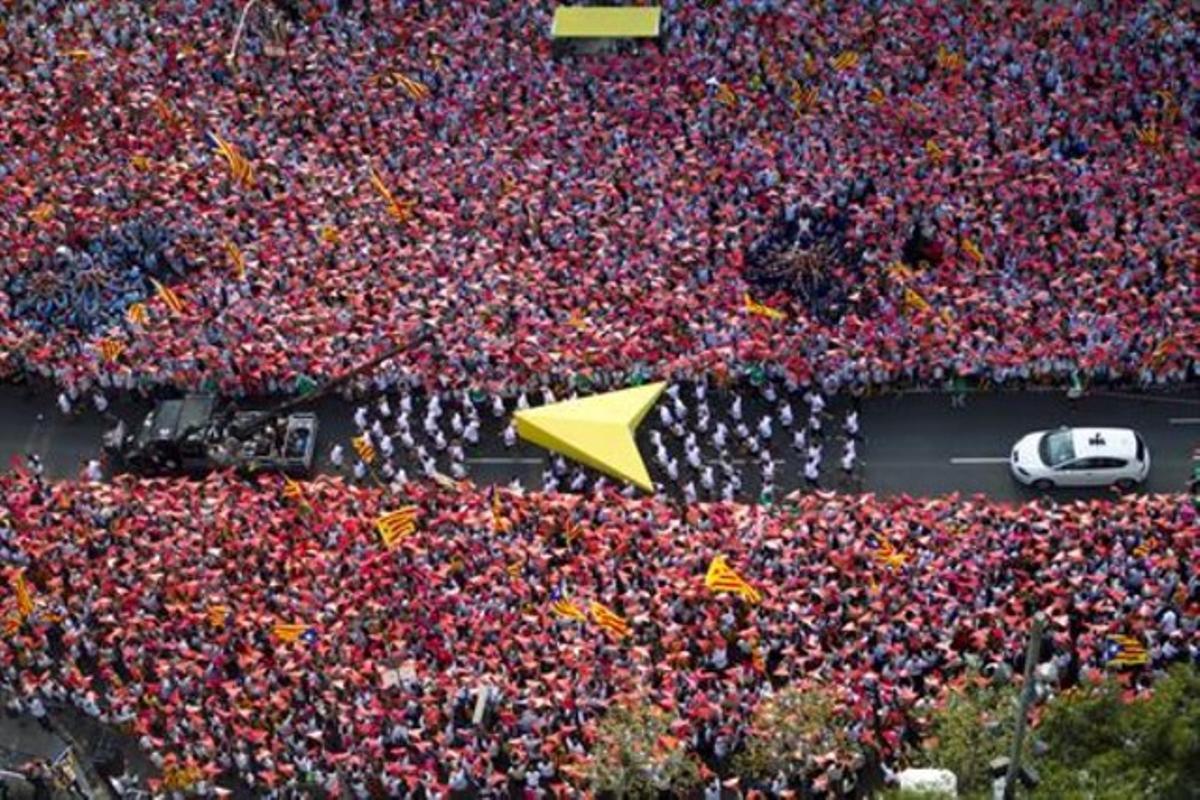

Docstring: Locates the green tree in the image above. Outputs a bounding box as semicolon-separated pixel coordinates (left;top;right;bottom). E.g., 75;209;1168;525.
1034;665;1200;799
733;683;861;784
912;671;1027;798
587;701;699;799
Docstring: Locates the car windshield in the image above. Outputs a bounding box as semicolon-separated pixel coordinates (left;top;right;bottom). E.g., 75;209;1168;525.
1039;430;1076;467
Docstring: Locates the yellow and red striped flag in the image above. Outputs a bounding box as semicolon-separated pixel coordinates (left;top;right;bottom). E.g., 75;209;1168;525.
1135;125;1164;153
149;278;185;315
126;302;149;326
744;293;786;321
1106;634;1149;667
924;138;945;165
551;598;588;623
875;538;908;569
935;45;964;71
714;82;738;107
129;155;152;173
272;622;315;644
97;338;125;364
207;605;230;628
395;73;431;101
351;435;376;464
589;601;630;638
368;166;416;222
208;131;255;188
831;51;860;71
961;237;985;265
282;476;307;506
28;203;55;225
225;240;246;281
704;555;762;604
790;80;819;114
13;572;34;619
901;286;931;315
376;506;418;549
866;86;886;106
490;487;511;534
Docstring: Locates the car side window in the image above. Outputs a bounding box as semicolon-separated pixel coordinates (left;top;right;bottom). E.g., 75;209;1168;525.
1062;458;1099;470
1095;457;1126;469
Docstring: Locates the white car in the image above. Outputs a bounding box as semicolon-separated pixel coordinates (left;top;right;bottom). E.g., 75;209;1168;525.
1011;427;1149;490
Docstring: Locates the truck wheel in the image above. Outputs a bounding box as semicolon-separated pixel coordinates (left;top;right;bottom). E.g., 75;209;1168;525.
1032;479;1055;491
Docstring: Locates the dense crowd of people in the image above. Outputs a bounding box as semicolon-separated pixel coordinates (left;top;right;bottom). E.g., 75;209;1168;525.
1;0;1196;397
2;470;1196;796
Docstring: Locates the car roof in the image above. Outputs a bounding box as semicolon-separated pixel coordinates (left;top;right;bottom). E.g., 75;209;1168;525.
1069;428;1138;458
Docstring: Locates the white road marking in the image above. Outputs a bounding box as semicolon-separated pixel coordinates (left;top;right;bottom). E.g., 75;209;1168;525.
467;457;543;465
1168;418;1200;425
950;457;1010;464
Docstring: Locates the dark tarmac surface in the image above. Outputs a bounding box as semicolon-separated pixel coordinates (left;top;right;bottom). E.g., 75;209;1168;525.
0;382;1196;501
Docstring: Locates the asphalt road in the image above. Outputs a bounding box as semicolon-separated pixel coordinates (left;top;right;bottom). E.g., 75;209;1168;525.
0;383;1196;501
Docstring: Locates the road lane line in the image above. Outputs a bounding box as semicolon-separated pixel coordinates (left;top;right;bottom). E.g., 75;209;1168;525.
1168;418;1200;425
466;457;543;465
950;457;1010;464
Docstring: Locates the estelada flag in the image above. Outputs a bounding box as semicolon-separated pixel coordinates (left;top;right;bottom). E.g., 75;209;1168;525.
589;601;630;638
351;435;376;464
1105;634;1149;667
282;476;308;506
207;605;230;628
490;487;511;534
875;538;908;569
13;572;34;619
126;302;149;326
704;555;762;604
551;598;587;623
394;73;431;101
97;338;125;364
376;506;418;549
831;51;860;71
273;622;316;644
225;240;246;280
744;293;786;321
149;278;185;315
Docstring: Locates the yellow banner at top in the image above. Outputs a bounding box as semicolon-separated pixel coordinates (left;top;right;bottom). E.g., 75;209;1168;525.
552;6;662;38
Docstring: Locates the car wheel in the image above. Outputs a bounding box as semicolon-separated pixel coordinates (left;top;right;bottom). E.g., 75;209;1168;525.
1032;479;1055;491
1114;478;1137;492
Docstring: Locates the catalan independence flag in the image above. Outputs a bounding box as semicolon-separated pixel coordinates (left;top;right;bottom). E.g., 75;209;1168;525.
273;622;317;644
207;605;230;628
1105;634;1149;667
282;476;308;507
744;293;786;321
394;73;431;101
207;131;255;188
874;538;908;569
13;572;34;619
367;166;417;222
901;286;931;315
831;51;860;71
490;486;511;534
225;240;246;281
126;302;149;326
714;82;738;107
551;598;588;623
149;278;185;315
376;506;418;549
589;601;630;638
704;555;762;604
924;138;945;165
961;237;985;265
351;435;376;464
97;338;125;364
866;86;886;106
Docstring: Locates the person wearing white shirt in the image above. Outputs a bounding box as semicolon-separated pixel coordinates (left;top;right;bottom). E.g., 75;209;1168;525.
700;465;715;492
450;412;464;436
659;405;674;427
730;395;743;421
379;435;394;458
353;406;369;430
807;442;823;466
93;392;109;415
804;458;820;488
712;422;728;450
517;392;530;410
542;386;556;405
672;395;687;421
464;419;480;445
666;458;679;482
503;422;517;448
84;458;103;482
329;443;344;467
400;429;416;450
686;446;702;471
683;480;698;504
433;430;447;451
370;419;385;441
779;401;793;428
55;392;71;416
808;411;823;435
377;396;391;418
400;393;413;415
792;427;807;452
352;460;367;481
491;395;506;418
757;414;773;440
844;409;860;440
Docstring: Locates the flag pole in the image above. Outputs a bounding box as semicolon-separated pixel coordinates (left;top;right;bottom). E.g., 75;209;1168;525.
227;0;258;71
1004;611;1046;799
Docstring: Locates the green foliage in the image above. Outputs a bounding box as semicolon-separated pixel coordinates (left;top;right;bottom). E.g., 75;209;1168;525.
1034;665;1200;799
914;672;1025;797
733;683;860;784
587;700;699;800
